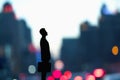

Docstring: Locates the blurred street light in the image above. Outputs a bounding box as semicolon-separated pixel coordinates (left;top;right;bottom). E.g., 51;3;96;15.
112;45;119;56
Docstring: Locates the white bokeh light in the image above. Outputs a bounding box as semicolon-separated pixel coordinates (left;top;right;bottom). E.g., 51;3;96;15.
28;65;36;74
54;59;64;70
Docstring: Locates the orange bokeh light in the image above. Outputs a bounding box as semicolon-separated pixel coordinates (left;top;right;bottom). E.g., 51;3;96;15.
86;74;95;80
74;76;83;80
112;45;119;55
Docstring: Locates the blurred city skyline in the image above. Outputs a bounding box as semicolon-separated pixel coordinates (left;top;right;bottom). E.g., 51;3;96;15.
0;0;119;59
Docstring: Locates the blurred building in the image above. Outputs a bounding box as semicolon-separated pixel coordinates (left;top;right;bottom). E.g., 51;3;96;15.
60;4;120;73
0;2;36;78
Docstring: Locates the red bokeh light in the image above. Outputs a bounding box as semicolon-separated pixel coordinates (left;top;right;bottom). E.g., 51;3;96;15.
19;73;26;80
60;75;68;80
28;44;36;53
47;76;55;80
64;70;72;79
86;74;95;80
74;76;83;80
3;5;13;13
93;68;105;78
52;70;62;78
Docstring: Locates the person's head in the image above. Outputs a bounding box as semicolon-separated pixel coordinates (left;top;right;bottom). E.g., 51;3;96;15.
39;28;48;37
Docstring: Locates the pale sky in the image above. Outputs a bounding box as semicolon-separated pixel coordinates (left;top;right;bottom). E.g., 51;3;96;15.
0;0;118;59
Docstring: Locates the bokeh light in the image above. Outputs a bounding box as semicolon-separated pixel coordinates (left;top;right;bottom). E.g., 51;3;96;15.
74;76;83;80
86;74;95;80
60;75;68;80
19;73;26;80
54;59;64;70
93;68;105;78
112;45;119;55
28;44;36;53
28;65;36;74
52;70;62;78
64;70;72;79
47;76;55;80
3;3;13;13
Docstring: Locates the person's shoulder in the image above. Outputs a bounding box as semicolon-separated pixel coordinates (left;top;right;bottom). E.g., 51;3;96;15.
41;37;44;40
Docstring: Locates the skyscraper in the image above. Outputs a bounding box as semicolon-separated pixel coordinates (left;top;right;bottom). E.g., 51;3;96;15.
0;2;35;78
60;4;120;73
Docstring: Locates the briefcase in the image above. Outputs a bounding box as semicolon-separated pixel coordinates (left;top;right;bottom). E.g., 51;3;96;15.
37;62;51;72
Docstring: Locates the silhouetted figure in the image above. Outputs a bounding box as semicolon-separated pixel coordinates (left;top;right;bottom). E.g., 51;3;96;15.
38;28;51;80
40;28;51;62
